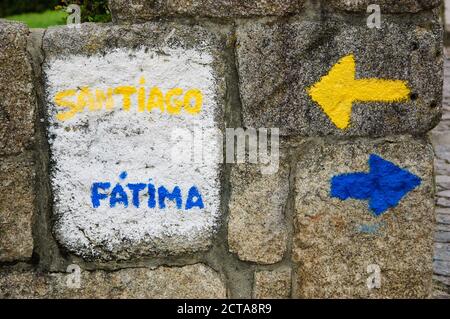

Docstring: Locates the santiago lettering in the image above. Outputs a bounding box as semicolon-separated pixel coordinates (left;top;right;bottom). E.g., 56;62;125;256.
91;172;205;210
54;77;203;121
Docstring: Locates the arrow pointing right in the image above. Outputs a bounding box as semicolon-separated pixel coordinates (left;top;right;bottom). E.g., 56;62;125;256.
330;154;421;216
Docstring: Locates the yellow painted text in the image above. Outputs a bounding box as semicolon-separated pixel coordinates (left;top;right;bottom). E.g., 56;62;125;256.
54;78;204;121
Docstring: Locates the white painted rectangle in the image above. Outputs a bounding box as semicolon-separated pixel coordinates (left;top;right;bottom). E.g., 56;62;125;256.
45;47;222;260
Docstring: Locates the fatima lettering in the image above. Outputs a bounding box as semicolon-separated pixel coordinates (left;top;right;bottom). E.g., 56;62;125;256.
91;172;205;210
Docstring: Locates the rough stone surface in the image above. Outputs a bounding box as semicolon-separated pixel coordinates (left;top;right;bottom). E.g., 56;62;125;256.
292;136;435;298
253;267;291;299
328;0;441;13
0;20;35;156
109;0;304;23
43;23;226;260
43;22;227;60
0;264;226;298
430;54;450;298
446;0;450;40
236;16;442;137
0;153;35;262
228;161;289;264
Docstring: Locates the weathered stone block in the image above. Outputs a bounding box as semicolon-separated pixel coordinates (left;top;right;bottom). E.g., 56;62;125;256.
228;161;289;264
0;153;35;262
109;0;304;23
253;267;291;299
0;20;35;156
328;0;441;13
292;136;435;298
236;16;442;136
43;23;226;260
0;264;226;298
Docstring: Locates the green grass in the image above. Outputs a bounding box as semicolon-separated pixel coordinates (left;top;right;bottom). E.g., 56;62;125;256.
5;10;67;28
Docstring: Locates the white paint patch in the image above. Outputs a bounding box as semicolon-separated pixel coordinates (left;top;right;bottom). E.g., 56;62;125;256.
45;47;222;259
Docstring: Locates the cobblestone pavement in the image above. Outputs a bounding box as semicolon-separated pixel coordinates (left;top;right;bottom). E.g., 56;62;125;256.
431;52;450;298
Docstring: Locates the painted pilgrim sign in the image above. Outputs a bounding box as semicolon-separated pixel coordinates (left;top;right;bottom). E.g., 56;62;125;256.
45;47;222;260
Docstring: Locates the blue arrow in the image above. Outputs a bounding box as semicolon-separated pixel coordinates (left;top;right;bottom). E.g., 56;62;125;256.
330;154;421;216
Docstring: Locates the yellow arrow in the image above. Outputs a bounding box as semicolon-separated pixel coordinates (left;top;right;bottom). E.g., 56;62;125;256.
307;54;411;130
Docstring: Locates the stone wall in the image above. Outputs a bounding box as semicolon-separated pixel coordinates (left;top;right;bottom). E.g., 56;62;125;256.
431;56;450;298
0;0;444;298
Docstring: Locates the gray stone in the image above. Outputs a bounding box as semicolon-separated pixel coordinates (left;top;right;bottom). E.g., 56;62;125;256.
236;16;442;136
434;243;450;261
436;207;450;215
422;33;448;299
0;20;36;156
0;153;35;262
43;23;227;260
43;22;227;61
438;197;450;207
433;275;450;298
433;120;450;133
435;231;450;243
328;0;441;13
108;0;304;23
437;213;450;225
431;132;450;150
228;160;290;264
432;149;450;161
0;263;226;298
436;223;450;232
434;274;450;287
292;136;435;298
435;161;450;177
436;176;450;190
434;261;450;277
253;267;291;299
438;190;450;198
